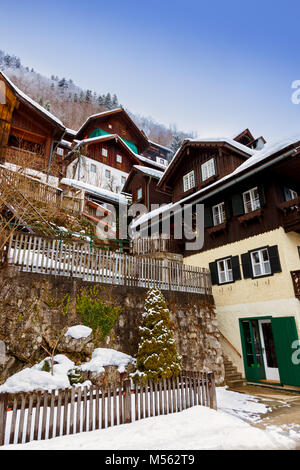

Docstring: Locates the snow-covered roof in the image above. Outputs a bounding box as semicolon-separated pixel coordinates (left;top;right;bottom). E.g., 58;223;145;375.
148;140;172;152
133;165;164;179
60;177;129;204
136;154;167;170
187;137;255;156
0;71;65;128
75;108;124;136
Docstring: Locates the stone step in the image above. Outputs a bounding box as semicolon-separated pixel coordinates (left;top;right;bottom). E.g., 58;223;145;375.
226;379;245;387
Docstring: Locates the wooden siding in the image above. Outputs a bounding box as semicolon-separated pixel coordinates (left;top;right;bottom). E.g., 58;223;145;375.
87;139;136;174
171;146;246;203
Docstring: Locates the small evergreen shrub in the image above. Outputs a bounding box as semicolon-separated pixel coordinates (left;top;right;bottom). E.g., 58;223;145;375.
76;287;122;341
68;368;83;385
132;288;182;383
41;359;51;373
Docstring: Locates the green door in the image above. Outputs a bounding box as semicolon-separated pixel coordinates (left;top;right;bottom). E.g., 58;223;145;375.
239;319;266;382
272;317;300;387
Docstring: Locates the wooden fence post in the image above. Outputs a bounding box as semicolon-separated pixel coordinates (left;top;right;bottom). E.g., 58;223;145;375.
0;393;8;446
124;379;132;424
208;373;217;410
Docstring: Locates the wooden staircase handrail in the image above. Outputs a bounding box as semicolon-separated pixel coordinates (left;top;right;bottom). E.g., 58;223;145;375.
219;331;242;358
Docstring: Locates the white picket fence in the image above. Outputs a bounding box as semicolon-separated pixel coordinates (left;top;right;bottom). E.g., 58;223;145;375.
5;233;212;295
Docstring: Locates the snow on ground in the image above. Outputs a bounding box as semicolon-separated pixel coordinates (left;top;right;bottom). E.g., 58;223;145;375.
0;355;74;393
216;387;271;423
2;404;298;450
0;349;135;393
80;348;136;374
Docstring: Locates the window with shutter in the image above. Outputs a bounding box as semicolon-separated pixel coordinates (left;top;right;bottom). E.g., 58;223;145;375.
243;187;261;213
212;202;226;226
268;245;282;274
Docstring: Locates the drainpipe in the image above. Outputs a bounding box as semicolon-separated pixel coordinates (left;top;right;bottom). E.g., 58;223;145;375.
146;176;152;211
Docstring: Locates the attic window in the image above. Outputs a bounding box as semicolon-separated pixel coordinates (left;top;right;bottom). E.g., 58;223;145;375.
116;154;122;163
183;170;195;192
102;148;108;157
108;124;112;129
201;158;215;181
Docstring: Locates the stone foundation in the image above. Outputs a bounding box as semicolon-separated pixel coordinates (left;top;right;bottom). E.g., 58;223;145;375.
0;267;225;385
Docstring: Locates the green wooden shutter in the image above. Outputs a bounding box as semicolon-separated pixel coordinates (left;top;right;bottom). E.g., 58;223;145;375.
241;252;253;279
204;206;213;228
272;317;300;386
209;261;219;285
258;184;266;207
231;255;241;281
232;194;245;216
268;245;282;274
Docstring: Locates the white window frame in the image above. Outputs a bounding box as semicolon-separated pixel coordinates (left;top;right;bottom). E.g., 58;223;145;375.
212;202;226;226
243;187;261;213
105;169;111;179
287;188;298;200
137;187;143;200
217;258;233;284
56;147;64;156
201;158;215;181
183;170;195;192
116;154;122;164
250;248;271;277
102;148;108;157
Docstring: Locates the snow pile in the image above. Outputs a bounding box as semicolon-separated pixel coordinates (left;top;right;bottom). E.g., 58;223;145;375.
0;355;74;393
65;325;92;340
216;387;270;422
4;405;298;450
80;348;136;374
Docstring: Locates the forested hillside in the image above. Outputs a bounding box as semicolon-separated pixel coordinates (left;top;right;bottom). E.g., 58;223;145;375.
0;50;194;151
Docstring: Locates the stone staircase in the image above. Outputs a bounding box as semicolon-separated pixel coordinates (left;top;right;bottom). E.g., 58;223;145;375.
223;354;245;388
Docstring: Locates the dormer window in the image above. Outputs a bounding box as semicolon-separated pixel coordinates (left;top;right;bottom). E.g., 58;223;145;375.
243;187;261;213
201;158;215;181
183;170;195;192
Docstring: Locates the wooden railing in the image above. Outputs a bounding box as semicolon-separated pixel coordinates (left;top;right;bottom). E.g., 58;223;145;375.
5;233;212;295
131;237;182;255
0;166;82;214
0;371;216;447
278;197;300;233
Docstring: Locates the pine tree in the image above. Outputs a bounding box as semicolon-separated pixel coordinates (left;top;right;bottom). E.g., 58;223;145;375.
170;134;184;154
112;94;118;108
132;288;182;382
104;92;112;109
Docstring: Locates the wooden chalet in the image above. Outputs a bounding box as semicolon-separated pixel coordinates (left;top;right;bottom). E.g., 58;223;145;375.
0;71;66;181
142;140;172;167
138;131;300;389
123;165;171;209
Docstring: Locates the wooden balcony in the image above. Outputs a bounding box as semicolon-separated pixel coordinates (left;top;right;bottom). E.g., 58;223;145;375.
278;197;300;233
131;236;182;256
291;270;300;300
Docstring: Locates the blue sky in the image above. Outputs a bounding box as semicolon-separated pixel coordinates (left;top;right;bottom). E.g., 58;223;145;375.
1;0;300;141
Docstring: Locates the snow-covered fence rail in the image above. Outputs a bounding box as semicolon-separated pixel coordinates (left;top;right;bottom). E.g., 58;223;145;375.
5;233;212;295
0;371;216;447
